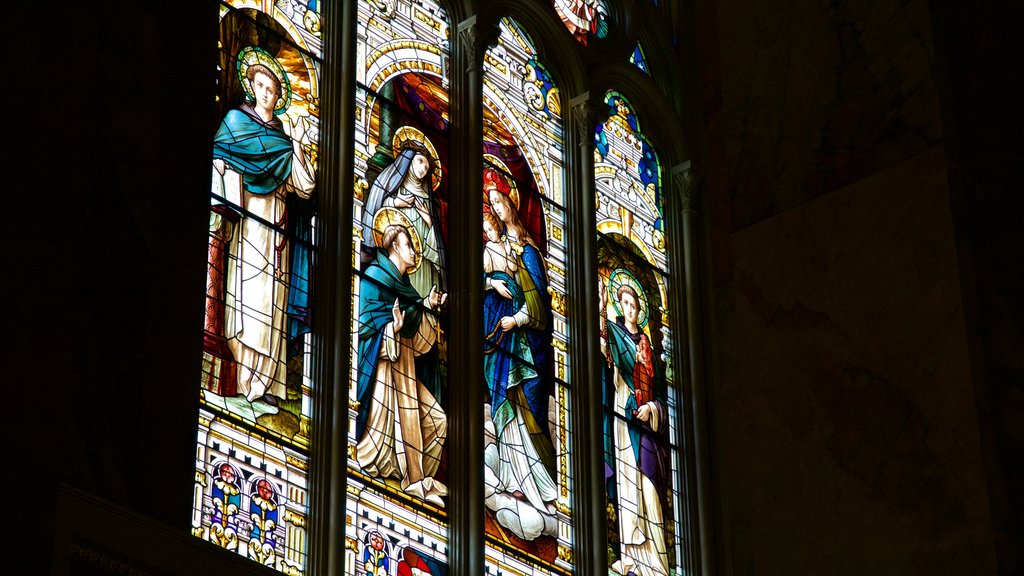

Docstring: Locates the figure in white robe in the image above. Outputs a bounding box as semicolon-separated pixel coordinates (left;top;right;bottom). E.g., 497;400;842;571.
212;58;315;402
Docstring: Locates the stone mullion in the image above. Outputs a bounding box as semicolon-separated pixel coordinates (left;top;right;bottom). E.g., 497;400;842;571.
307;0;355;575
567;92;609;576
668;161;715;576
449;16;496;576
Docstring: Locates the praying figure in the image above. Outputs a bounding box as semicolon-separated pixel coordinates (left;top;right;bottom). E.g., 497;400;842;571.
355;221;448;506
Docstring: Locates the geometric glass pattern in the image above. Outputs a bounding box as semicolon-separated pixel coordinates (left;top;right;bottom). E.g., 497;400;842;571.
482;17;573;575
553;0;610;46
595;90;684;576
347;1;451;573
193;2;324;573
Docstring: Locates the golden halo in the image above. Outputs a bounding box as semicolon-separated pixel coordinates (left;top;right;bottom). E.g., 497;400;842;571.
482;153;520;210
236;47;292;114
392;126;442;191
608;268;649;329
372;207;423;274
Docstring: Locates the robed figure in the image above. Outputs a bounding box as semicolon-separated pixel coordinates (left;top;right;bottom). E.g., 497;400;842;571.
355;218;448;506
482;167;559;541
602;277;670;576
212;47;315;403
361;135;447;401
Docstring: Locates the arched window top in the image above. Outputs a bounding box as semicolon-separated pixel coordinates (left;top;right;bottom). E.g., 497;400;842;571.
596;90;665;259
484;17;564;201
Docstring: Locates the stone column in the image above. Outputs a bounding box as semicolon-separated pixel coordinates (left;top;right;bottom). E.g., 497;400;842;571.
567;92;609;576
668;161;715;576
308;0;355;574
448;16;497;576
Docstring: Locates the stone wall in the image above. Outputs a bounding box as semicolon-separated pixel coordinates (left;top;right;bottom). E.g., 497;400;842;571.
696;0;1022;572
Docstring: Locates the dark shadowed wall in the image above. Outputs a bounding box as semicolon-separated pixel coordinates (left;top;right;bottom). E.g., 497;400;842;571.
695;0;1023;573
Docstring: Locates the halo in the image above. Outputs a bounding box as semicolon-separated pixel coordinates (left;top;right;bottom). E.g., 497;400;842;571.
608;268;649;329
392;126;442;191
482;154;520;210
236;46;292;115
372;207;423;274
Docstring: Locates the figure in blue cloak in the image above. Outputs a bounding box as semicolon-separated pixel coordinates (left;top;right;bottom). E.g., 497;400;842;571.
354;223;448;506
211;49;315;404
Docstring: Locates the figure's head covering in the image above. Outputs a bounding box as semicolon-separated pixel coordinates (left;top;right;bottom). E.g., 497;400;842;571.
392;126;441;190
482;166;520;209
361;140;437;253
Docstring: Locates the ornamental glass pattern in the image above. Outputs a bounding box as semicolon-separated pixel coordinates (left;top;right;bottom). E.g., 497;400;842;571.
552;0;610;45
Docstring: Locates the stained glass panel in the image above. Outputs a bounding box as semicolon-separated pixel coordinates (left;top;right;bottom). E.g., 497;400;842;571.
553;0;610;45
595;91;684;576
193;2;323;573
483;17;574;575
630;43;650;75
349;0;452;571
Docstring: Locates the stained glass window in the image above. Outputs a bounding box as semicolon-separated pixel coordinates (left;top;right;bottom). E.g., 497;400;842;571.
482;17;574;575
595;91;684;575
190;3;701;574
630;43;650;75
193;2;323;573
347;1;452;573
553;0;610;45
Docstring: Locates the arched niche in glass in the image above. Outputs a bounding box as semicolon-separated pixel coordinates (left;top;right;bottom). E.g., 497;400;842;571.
553;0;610;45
595;90;684;576
348;0;452;574
193;2;323;573
482;16;574;576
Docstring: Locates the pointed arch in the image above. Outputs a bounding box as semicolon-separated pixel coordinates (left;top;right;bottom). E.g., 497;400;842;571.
477;0;589;100
591;64;689;164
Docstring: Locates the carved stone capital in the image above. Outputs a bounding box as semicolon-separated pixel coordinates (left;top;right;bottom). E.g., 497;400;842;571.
457;17;499;73
569;92;610;144
671;161;699;212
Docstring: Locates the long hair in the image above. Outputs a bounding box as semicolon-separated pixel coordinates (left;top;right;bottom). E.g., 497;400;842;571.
488;190;537;250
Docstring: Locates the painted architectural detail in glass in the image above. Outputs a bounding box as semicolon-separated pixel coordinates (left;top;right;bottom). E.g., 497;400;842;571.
595;92;667;271
553;0;610;45
630;43;650;75
349;0;451;570
483;17;573;575
357;529;449;576
194;2;321;573
207;462;243;552
595;91;683;576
